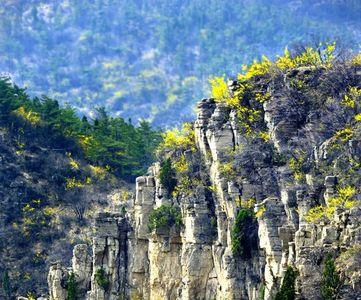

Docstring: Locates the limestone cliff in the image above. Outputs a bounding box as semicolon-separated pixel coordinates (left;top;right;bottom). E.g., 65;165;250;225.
48;62;361;300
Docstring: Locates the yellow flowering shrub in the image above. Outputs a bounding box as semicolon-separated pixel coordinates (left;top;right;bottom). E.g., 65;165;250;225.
173;154;189;173
67;152;80;170
242;198;256;209
275;49;296;70
305;186;358;223
218;162;236;180
14;106;41;125
255;205;266;218
207;185;218;193
258;131;270;142
65;177;85;189
78;135;94;152
354;113;361;121
43;206;58;216
334;127;353;142
341;86;361;108
209;76;229;100
238;56;271;81
159;122;196;152
351;53;361;66
89;165;108;180
289;154;306;181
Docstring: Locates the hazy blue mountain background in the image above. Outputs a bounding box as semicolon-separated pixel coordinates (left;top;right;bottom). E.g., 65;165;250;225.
0;0;360;127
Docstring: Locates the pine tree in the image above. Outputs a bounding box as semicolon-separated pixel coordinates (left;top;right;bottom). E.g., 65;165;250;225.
159;158;177;196
275;266;298;300
66;272;77;300
321;254;340;300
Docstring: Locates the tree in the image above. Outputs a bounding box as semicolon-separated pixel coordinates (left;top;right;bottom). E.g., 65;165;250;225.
159;158;177;197
321;254;341;300
94;267;110;291
274;266;298;300
2;270;11;300
148;205;182;231
66;272;77;300
231;208;257;258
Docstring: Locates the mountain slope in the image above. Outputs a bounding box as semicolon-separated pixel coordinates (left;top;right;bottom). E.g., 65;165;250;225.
0;0;360;126
0;79;161;297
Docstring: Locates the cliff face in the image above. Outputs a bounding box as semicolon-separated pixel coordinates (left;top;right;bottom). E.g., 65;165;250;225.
48;64;361;300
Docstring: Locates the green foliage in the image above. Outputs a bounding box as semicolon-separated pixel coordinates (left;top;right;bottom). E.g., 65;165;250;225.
1;2;359;126
159;158;177;197
148;205;182;231
0;78;162;180
2;270;11;300
258;283;265;300
274;266;298;300
95;267;110;291
231;208;256;259
321;254;341;300
66;272;77;300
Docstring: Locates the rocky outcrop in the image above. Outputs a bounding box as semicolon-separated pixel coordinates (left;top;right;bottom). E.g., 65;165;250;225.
48;66;361;299
48;213;129;300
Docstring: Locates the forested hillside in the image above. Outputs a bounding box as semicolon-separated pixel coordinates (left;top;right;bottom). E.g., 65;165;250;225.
0;77;162;296
1;0;360;126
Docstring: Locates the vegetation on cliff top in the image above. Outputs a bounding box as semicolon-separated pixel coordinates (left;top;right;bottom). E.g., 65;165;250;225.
0;77;162;180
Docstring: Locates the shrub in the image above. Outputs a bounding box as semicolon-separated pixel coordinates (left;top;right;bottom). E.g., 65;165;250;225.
238;56;271;81
2;271;11;300
159;158;177;197
334;127;353;142
305;185;357;223
341;86;361;108
159;122;196;152
148;205;182;231
218;162;236;181
65;177;86;190
274;266;298;300
172;177;201;198
66;272;77;300
95;267;110;291
321;254;341;300
289;152;306;182
209;76;230;100
255;205;266;218
173;154;189;174
14;106;41;125
354;113;361;121
231;208;257;258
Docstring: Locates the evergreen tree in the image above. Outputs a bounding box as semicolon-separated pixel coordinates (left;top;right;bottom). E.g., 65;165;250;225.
321;254;341;300
231;208;256;258
159;158;177;197
2;270;11;300
66;272;77;300
275;266;298;300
